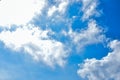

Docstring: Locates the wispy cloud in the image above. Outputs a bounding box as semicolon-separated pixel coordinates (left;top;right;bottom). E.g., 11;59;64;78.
81;0;100;21
67;20;105;52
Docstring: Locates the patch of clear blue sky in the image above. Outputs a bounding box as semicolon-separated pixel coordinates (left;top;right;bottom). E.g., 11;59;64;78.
0;0;120;80
98;0;120;40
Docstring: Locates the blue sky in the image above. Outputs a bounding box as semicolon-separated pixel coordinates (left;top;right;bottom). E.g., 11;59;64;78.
0;0;120;80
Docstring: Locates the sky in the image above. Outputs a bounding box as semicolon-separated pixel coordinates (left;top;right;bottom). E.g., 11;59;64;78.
0;0;120;80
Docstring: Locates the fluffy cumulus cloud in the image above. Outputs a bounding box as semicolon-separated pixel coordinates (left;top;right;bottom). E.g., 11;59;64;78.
0;21;105;67
0;0;71;67
77;40;120;80
0;24;68;67
0;0;46;27
77;0;120;79
0;0;107;67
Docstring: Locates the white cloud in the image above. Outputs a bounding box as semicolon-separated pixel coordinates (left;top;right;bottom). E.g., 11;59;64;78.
47;6;57;17
77;40;120;80
47;0;68;17
59;0;105;53
0;0;107;68
81;0;99;20
0;24;68;67
0;0;46;27
66;20;105;52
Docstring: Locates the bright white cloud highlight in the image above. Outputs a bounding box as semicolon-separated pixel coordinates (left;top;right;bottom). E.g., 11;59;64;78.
0;0;46;27
77;40;120;80
0;24;68;67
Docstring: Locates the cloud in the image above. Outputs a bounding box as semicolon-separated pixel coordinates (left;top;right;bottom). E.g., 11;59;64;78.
60;0;105;53
77;40;120;80
63;20;105;52
0;24;69;67
81;0;100;20
0;0;46;27
0;0;71;67
0;20;106;67
47;0;68;17
0;0;106;68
